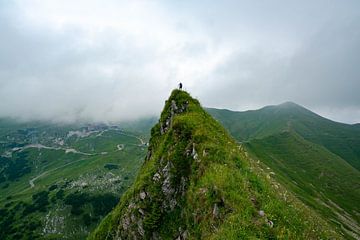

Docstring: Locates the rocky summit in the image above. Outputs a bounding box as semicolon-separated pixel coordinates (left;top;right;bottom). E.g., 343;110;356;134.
89;90;340;239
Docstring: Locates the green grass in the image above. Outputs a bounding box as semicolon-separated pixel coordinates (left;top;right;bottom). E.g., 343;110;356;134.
207;103;360;239
207;103;360;171
0;122;149;239
246;131;360;237
89;90;339;239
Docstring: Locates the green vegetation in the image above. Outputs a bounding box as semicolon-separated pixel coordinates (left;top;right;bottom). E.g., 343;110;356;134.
246;132;360;236
208;103;360;239
0;152;31;182
207;102;360;170
0;120;151;239
64;192;119;218
90;90;339;239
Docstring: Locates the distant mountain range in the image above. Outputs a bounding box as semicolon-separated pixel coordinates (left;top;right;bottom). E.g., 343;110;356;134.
207;102;360;239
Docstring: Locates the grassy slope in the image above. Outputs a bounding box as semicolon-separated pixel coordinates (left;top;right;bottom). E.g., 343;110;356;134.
207;103;360;171
207;104;360;239
246;131;360;237
90;90;339;239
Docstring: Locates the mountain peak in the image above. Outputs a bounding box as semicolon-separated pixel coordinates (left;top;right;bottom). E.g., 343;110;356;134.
90;90;339;239
278;101;301;108
266;101;319;118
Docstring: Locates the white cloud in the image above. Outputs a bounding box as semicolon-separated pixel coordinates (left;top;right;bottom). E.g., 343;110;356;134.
0;0;230;122
0;0;359;123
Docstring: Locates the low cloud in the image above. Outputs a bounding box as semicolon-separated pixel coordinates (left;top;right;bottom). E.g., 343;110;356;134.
0;1;359;123
195;17;360;123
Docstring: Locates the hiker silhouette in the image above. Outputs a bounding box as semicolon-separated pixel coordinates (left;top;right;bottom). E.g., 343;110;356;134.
179;82;183;90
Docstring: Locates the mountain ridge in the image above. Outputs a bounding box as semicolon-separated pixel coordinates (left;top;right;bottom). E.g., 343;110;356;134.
207;102;360;171
207;101;357;126
207;102;360;239
89;90;339;239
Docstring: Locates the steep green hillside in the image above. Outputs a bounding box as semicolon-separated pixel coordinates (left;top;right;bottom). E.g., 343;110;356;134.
207;104;360;239
207;103;360;171
246;131;360;238
90;90;339;239
0;121;151;239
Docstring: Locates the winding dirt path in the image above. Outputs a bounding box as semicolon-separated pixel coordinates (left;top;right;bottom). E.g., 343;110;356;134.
120;133;146;145
29;158;87;188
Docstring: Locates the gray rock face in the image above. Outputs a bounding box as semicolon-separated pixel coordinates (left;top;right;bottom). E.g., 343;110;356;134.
161;160;177;210
160;99;189;135
179;177;187;196
162;173;174;195
176;227;189;240
191;144;198;160
171;100;178;112
137;220;145;236
140;191;147;200
146;150;152;161
259;210;265;217
213;203;219;218
113;98;191;239
116;202;140;238
153;172;161;182
122;214;131;230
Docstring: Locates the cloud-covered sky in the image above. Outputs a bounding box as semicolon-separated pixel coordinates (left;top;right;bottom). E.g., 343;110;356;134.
0;0;359;123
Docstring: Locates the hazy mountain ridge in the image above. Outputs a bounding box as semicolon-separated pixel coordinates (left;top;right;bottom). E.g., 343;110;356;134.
207;103;360;171
90;90;339;239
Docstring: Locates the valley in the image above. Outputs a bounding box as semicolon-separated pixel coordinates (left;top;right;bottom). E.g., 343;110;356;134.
0;119;154;239
1;99;359;239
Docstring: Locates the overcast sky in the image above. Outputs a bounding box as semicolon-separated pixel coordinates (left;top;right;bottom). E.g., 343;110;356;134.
0;0;359;123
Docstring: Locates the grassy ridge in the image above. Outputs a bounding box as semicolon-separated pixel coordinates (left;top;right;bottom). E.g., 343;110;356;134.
246;131;360;237
207;103;360;171
207;104;360;239
90;90;339;239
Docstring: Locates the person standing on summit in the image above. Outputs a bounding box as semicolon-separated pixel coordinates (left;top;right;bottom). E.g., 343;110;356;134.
179;82;183;90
